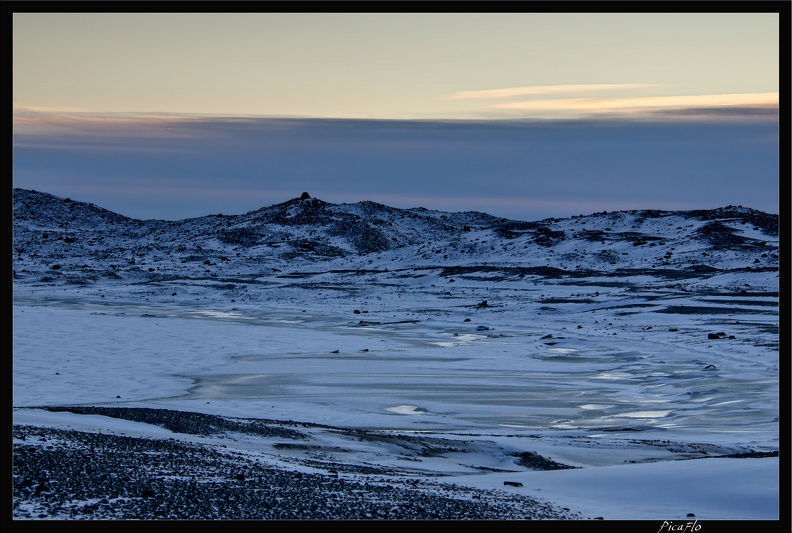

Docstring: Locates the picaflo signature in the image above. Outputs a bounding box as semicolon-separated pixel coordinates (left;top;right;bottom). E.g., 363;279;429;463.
657;520;701;533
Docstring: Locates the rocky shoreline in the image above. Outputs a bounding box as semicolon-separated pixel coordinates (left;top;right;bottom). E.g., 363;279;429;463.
13;407;584;520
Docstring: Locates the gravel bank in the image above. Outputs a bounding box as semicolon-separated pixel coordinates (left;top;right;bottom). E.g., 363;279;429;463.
13;407;584;520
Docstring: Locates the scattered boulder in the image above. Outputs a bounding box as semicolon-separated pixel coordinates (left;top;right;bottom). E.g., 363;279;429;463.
503;481;523;487
515;451;578;471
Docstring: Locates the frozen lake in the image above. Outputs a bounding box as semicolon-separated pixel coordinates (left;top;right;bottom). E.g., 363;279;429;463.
13;289;779;455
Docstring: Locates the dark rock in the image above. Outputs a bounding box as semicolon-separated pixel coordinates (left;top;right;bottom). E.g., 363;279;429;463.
515;451;578;471
503;481;523;487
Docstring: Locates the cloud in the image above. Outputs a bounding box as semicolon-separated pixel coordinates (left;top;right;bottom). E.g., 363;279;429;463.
13;104;92;114
447;86;778;120
451;84;657;100
12;112;779;221
13;108;219;146
497;92;779;115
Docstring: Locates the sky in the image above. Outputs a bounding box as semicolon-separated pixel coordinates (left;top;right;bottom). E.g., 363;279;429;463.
11;10;782;221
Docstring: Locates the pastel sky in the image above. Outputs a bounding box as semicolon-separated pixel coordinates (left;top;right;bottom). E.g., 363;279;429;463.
12;11;782;221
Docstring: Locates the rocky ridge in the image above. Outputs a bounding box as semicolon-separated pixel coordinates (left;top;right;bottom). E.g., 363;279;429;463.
12;188;779;287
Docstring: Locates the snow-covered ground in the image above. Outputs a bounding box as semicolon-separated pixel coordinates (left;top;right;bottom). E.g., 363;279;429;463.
12;191;781;521
13;275;779;521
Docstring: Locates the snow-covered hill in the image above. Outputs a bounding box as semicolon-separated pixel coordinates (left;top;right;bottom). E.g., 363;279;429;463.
11;188;779;289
